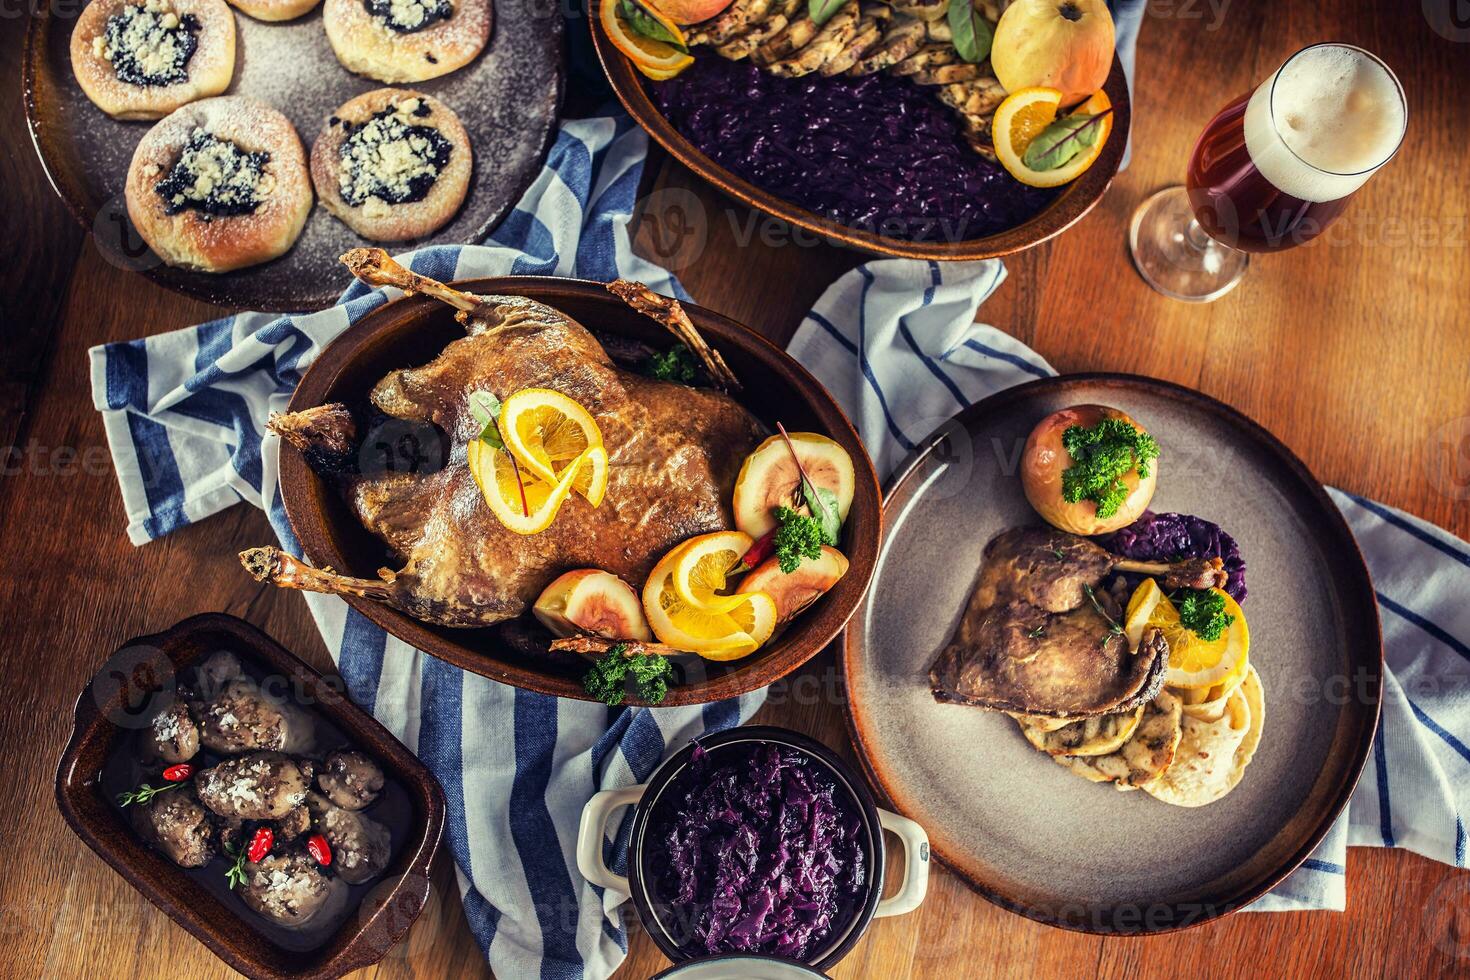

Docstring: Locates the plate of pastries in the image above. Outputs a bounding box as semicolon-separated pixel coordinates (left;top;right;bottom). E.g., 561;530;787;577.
24;0;563;310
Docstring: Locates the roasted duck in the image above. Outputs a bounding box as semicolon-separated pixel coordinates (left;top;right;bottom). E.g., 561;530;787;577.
929;526;1227;717
241;250;764;628
686;0;1011;155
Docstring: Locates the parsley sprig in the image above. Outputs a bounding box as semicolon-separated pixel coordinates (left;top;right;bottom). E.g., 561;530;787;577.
646;344;699;385
772;506;824;573
1175;588;1236;642
583;643;673;706
1060;418;1159;519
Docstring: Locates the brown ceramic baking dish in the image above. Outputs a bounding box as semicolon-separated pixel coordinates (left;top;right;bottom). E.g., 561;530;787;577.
590;29;1131;262
275;277;882;706
55;613;446;980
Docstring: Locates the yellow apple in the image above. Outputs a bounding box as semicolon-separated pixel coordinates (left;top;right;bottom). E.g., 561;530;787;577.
992;0;1116;107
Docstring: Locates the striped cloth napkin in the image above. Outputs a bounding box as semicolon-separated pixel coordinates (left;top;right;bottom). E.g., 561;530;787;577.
90;114;763;980
788;261;1470;911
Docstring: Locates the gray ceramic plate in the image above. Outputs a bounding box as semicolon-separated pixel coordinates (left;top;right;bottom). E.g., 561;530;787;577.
24;0;563;312
843;374;1382;933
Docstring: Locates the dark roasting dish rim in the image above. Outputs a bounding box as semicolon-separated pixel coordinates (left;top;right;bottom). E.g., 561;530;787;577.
54;613;447;980
276;276;884;705
589;27;1131;262
841;373;1384;935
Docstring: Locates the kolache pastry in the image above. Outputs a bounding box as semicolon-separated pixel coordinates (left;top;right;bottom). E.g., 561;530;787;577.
125;96;313;272
310;89;471;241
70;0;236;120
224;0;321;21
323;0;492;83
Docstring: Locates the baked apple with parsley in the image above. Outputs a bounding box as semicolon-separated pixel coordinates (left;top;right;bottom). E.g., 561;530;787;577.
1021;405;1158;535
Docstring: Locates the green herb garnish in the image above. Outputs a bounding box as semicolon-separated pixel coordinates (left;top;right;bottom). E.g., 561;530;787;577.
776;423;843;547
772;506;824;573
224;841;250;890
1060;418;1159;519
583;643;673;706
1175;588;1236;642
467;390;505;450
618;0;688;51
1082;583;1125;638
1022;109;1114;172
647;343;699;385
116;782;182;808
947;0;993;64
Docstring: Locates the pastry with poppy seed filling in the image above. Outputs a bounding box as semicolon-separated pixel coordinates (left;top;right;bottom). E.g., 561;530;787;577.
310;88;472;241
125;95;313;272
70;0;236;120
225;0;321;23
323;0;492;83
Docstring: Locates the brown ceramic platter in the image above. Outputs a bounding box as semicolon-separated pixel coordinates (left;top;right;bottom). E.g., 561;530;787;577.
277;276;882;705
843;374;1382;933
55;613;447;979
590;26;1130;261
23;0;563;312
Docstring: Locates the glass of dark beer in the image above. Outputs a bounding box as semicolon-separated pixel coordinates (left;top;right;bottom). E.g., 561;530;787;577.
1129;43;1406;302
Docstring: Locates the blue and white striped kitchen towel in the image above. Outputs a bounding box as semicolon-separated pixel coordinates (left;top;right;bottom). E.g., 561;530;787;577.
90;112;764;980
788;261;1470;912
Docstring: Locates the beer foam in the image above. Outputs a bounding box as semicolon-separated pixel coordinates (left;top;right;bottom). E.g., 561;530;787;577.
1243;45;1405;203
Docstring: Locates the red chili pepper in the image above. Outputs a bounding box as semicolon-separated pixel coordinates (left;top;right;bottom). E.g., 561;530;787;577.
306;833;332;867
161;763;194;782
247;826;274;863
739;528;777;571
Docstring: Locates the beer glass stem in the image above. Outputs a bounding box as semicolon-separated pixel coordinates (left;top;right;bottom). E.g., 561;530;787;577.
1127;186;1250;303
1185;218;1214;252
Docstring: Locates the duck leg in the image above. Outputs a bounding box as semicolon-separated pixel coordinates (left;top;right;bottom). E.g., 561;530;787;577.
240;547;398;603
341;248;480;314
605;281;742;393
1112;556;1229;592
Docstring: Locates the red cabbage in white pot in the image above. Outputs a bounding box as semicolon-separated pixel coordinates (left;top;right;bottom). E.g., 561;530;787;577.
1100;511;1248;602
652;742;867;960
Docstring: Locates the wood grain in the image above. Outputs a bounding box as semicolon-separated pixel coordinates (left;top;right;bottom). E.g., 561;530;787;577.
2;2;1468;979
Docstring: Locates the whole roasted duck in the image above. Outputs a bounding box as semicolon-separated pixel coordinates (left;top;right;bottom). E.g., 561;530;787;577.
687;0;1012;155
241;250;764;628
930;526;1228;717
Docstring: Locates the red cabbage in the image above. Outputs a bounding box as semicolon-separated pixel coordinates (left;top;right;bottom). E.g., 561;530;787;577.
651;742;866;960
1100;511;1248;602
649;55;1057;242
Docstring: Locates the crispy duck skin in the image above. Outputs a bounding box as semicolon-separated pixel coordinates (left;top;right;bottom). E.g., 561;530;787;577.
928;526;1223;718
241;251;765;628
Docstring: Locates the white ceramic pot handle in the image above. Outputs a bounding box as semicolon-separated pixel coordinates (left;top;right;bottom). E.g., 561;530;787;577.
576;784;647;894
873;808;930;918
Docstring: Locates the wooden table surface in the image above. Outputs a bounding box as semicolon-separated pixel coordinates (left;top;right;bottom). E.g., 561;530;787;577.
4;2;1469;978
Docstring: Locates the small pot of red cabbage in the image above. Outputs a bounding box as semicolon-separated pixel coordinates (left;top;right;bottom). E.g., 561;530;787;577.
576;726;929;970
1100;511;1248;602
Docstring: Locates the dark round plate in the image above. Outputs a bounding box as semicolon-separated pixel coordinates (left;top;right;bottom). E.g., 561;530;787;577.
277;276;883;705
843;374;1382;933
23;1;563;312
590;23;1129;261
